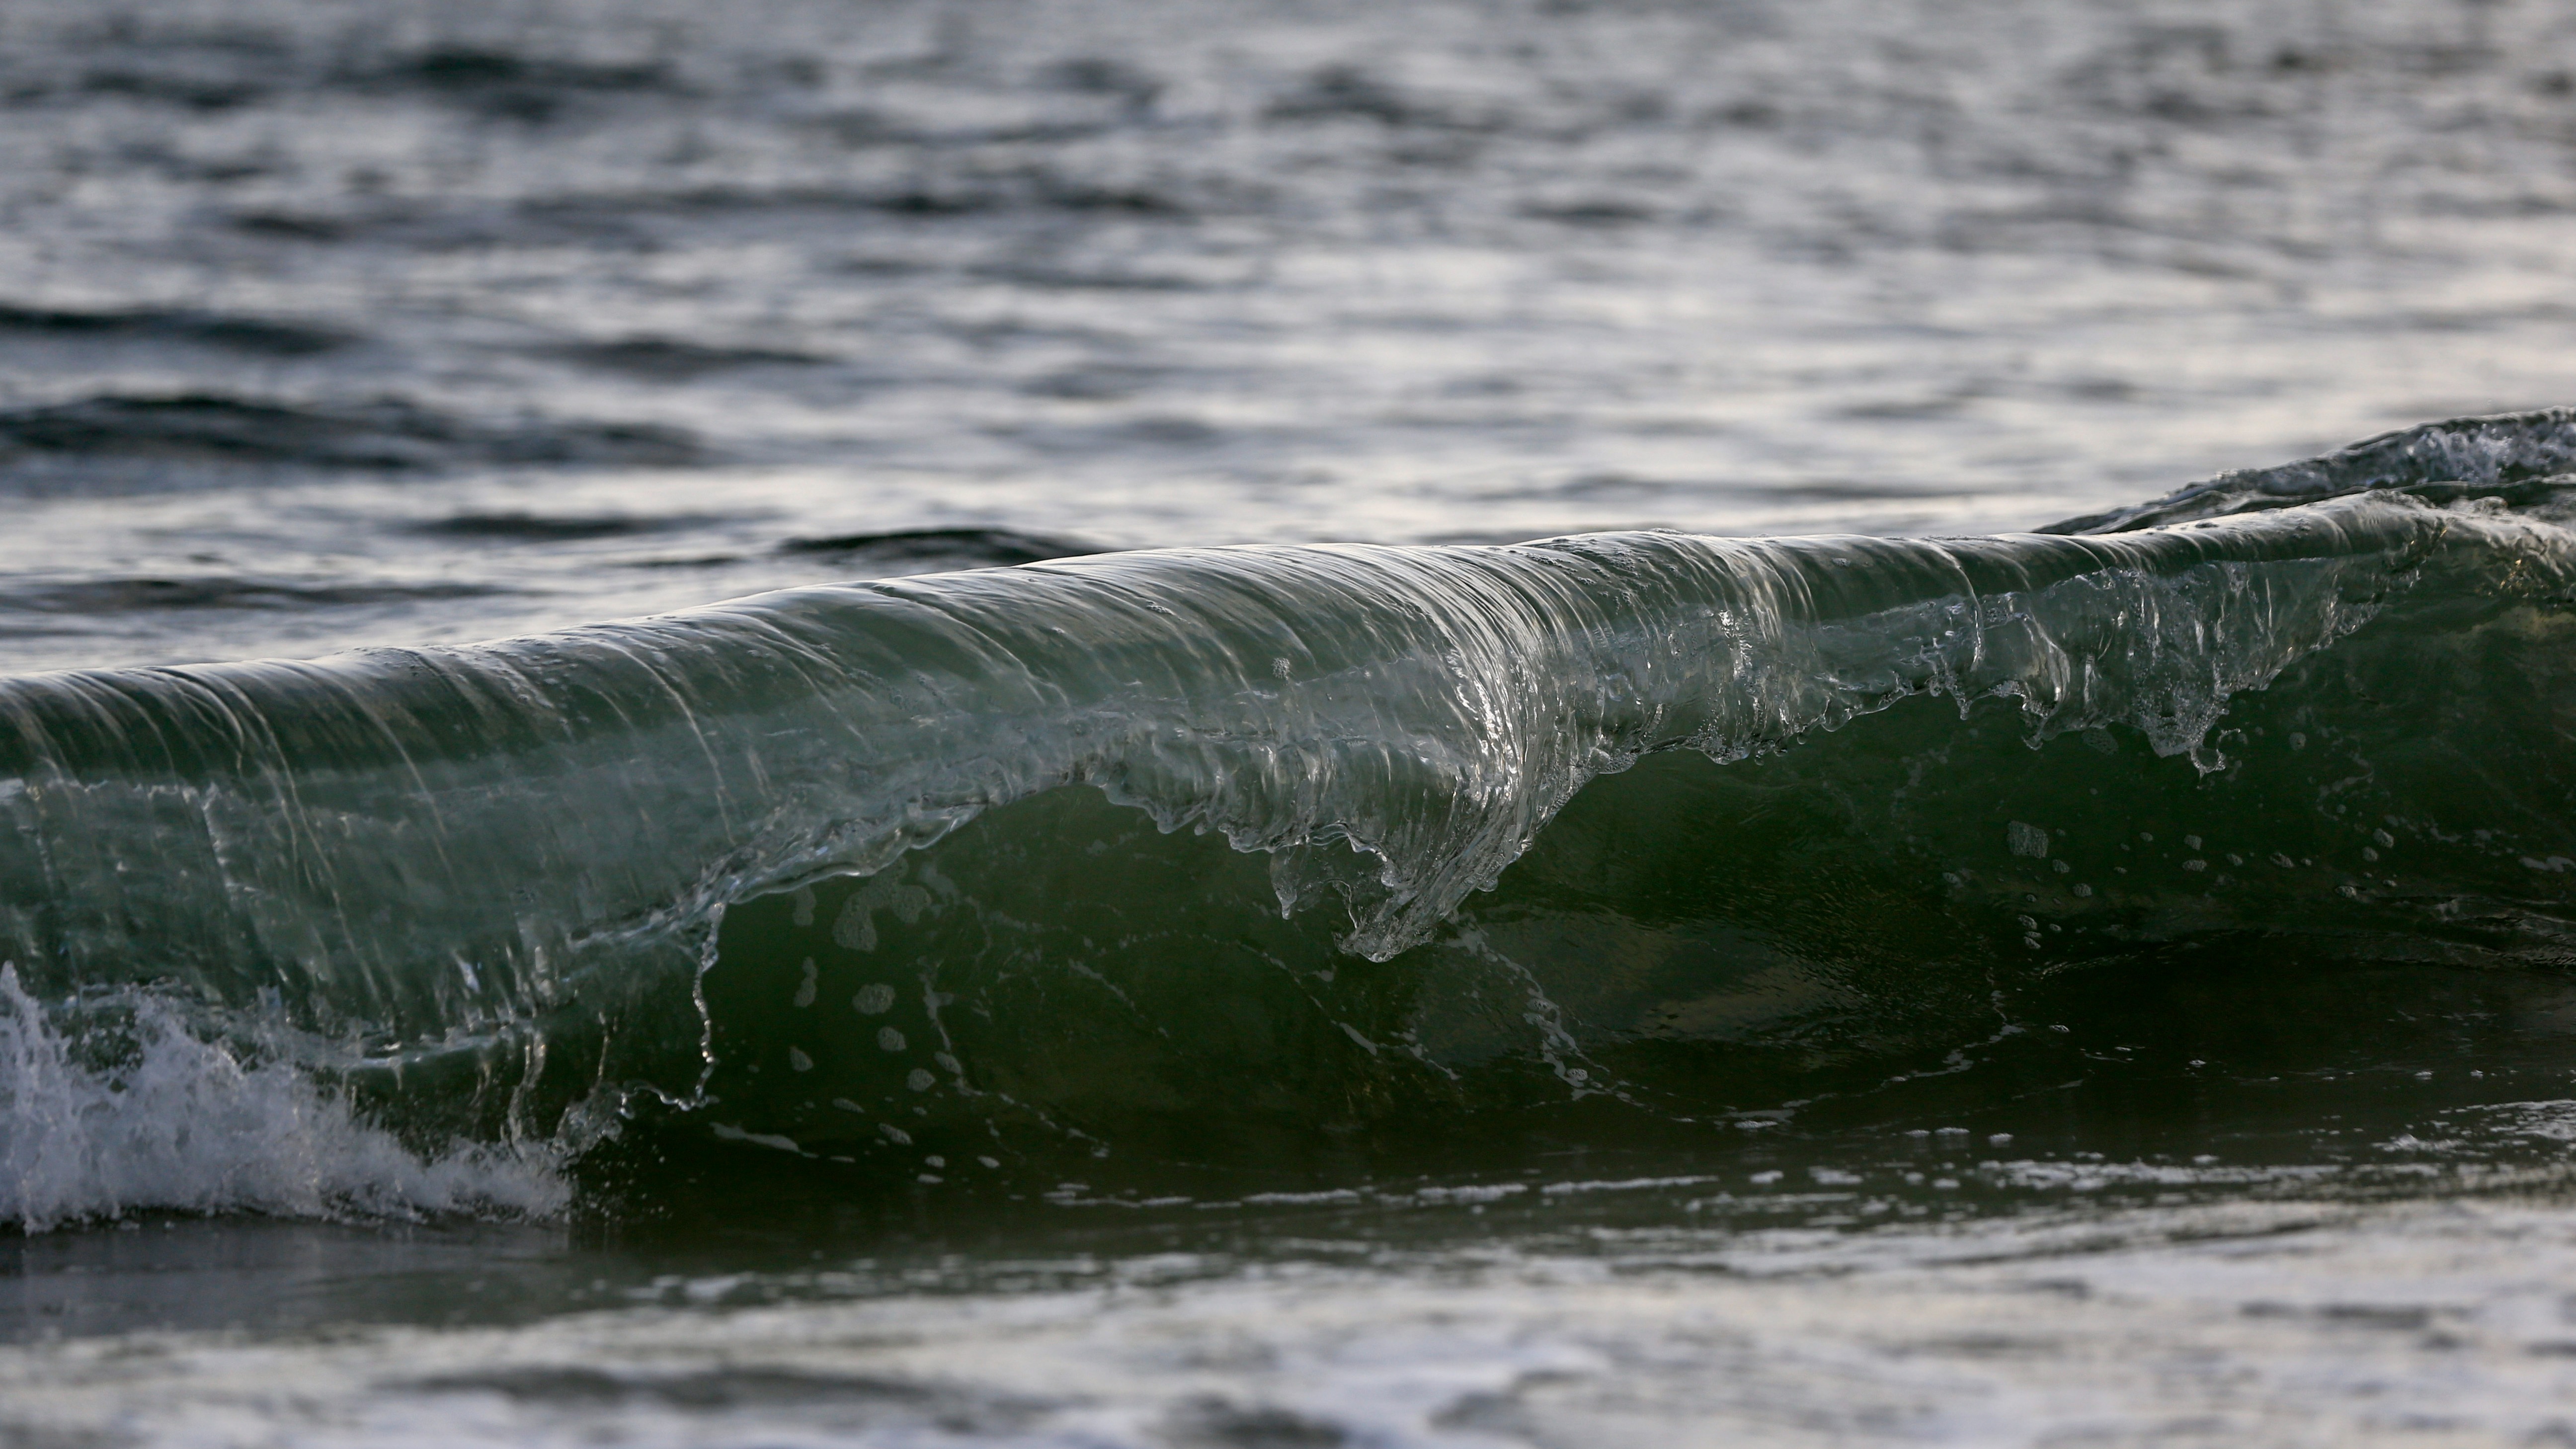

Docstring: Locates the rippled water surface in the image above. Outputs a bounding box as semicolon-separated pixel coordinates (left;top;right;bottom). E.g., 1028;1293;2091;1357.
7;1;2576;1445
4;0;2576;668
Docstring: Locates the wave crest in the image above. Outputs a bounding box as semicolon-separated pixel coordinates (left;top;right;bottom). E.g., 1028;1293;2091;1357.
0;412;2572;1146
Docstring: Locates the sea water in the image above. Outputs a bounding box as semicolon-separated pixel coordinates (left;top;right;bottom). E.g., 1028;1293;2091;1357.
7;1;2576;1444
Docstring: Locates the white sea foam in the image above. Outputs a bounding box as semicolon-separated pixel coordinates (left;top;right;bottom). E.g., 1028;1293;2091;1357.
6;1199;2576;1447
0;966;565;1233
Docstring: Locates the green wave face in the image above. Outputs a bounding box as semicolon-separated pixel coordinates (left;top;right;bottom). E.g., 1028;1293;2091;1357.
2;411;2574;1182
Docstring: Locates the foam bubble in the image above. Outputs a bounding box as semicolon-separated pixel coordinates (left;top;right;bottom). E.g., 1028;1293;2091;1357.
0;966;565;1233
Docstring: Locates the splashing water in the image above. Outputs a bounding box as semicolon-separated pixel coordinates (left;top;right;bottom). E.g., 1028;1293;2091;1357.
0;965;564;1232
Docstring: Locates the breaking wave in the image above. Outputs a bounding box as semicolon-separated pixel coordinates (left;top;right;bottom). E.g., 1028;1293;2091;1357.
2;409;2574;1222
0;966;564;1232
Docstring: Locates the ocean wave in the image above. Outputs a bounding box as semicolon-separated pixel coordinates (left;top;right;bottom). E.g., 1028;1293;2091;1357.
0;304;351;358
385;44;678;125
776;527;1105;567
0;966;564;1232
2039;409;2576;532
0;576;508;616
412;512;717;543
0;411;2571;1166
0;393;704;488
528;336;831;381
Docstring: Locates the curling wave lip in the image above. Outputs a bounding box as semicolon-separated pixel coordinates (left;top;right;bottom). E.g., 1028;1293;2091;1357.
0;409;2572;1149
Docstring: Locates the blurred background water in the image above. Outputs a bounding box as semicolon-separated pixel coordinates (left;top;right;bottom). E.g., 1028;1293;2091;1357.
4;0;2576;669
